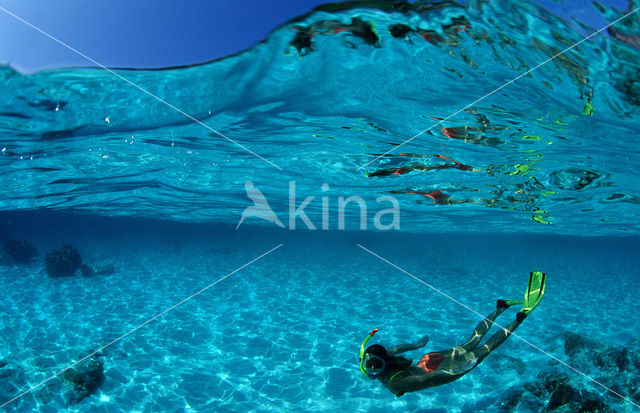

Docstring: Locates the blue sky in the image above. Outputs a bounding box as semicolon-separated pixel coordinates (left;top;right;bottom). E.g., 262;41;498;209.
0;0;631;73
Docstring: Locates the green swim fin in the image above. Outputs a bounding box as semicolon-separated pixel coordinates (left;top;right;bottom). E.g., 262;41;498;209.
518;271;546;320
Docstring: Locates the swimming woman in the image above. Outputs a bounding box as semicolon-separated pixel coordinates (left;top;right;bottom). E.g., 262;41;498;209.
359;271;546;397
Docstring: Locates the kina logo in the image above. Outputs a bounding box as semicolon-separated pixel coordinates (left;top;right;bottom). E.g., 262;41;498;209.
236;181;285;229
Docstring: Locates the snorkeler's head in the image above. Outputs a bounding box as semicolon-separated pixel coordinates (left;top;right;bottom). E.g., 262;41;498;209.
362;344;388;377
365;344;387;358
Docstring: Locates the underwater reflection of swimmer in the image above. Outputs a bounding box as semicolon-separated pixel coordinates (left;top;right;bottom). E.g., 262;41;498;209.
359;272;546;397
388;15;470;46
605;0;640;49
389;188;468;205
290;17;379;55
366;154;477;178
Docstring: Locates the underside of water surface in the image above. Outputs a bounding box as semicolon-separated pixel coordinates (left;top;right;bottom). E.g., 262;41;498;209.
1;0;639;234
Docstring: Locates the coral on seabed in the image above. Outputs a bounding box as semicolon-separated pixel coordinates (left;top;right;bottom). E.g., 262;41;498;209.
43;245;115;277
3;239;38;264
44;245;82;277
80;264;95;276
96;264;115;276
61;356;105;404
495;332;640;412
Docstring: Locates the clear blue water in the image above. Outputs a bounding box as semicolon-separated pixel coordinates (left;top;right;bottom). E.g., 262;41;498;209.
1;0;639;412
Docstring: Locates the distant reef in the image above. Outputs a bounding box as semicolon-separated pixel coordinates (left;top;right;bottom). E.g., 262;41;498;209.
493;332;640;412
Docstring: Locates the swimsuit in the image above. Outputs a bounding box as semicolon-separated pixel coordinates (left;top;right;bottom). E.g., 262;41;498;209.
417;352;445;373
387;352;445;397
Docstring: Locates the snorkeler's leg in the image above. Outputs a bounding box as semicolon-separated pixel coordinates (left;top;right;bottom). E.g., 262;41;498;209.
471;316;523;361
443;317;523;374
459;304;509;352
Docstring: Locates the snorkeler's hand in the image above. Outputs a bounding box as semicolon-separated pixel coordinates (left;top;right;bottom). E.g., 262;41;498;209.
388;335;431;355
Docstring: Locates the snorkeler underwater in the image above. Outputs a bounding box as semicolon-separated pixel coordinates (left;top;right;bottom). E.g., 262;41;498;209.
1;0;639;411
359;272;546;396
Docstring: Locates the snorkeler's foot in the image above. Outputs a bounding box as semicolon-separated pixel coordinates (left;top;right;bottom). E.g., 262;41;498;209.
520;271;547;317
516;311;527;322
497;299;524;309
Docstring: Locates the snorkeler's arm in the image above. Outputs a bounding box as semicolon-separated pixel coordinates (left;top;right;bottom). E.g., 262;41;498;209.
389;369;458;395
387;335;429;356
